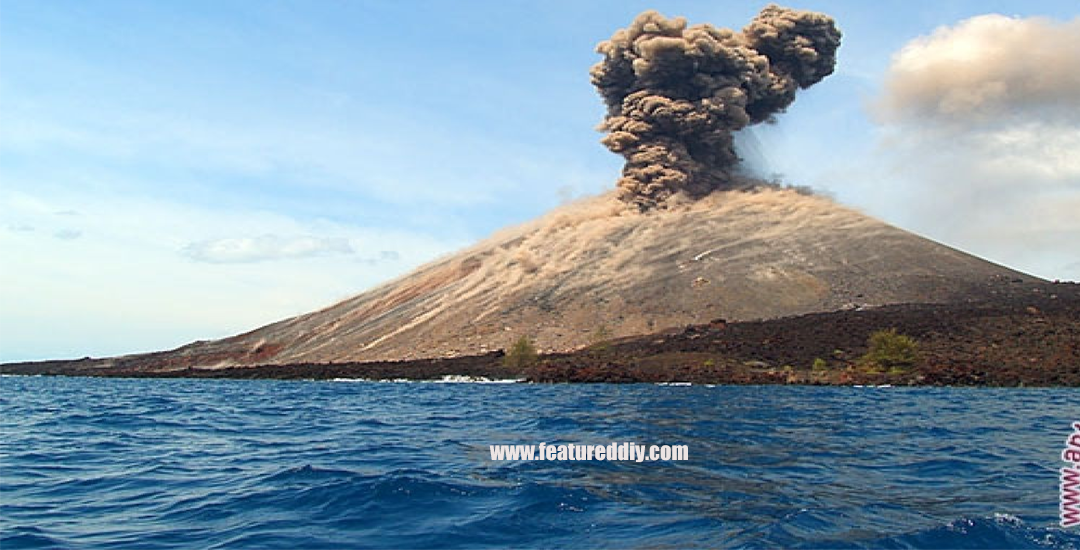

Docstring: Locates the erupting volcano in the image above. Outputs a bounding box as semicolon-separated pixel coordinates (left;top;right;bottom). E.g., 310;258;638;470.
7;5;1053;375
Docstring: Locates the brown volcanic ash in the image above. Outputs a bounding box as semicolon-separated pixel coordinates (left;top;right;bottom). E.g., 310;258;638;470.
592;5;841;210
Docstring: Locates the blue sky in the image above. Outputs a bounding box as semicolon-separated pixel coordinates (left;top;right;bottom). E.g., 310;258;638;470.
2;0;1078;362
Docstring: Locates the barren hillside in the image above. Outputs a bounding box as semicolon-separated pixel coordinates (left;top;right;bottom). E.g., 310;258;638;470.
99;188;1037;370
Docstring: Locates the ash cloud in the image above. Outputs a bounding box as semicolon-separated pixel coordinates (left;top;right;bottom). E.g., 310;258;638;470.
591;4;841;210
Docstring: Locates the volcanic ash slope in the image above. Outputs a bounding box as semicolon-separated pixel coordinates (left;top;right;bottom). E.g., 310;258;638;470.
147;187;1039;368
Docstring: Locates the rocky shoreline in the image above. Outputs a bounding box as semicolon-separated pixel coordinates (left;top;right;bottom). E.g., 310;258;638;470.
5;281;1078;387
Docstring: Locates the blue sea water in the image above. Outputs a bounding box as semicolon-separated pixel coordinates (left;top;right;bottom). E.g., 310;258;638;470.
1;376;1079;549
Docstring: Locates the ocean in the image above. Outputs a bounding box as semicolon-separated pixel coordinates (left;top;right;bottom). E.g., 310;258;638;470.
2;375;1078;549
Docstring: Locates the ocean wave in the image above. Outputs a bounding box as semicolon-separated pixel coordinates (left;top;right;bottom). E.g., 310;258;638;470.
2;377;1077;549
330;375;525;384
855;515;1080;550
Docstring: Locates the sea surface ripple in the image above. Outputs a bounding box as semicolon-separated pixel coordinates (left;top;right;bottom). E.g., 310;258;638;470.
2;376;1079;549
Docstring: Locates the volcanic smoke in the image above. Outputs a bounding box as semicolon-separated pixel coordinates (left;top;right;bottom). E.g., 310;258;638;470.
592;5;841;210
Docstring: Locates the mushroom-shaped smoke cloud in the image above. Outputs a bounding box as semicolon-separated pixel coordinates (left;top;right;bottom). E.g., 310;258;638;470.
591;5;841;210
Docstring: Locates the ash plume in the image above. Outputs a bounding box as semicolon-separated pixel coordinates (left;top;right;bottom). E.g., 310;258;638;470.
591;5;841;210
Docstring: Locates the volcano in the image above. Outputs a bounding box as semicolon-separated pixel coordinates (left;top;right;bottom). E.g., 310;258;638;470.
95;187;1037;371
5;6;1071;382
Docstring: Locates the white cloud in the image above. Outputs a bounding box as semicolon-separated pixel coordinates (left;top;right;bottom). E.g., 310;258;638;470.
184;234;353;263
53;228;83;240
876;14;1080;124
865;13;1080;281
0;188;465;362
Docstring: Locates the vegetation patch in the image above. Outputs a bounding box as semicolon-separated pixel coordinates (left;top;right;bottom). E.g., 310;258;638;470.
504;336;539;370
858;328;920;373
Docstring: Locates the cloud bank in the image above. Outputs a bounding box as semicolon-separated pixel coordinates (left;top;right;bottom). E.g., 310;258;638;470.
0;189;462;362
877;14;1080;125
871;13;1080;280
184;235;354;264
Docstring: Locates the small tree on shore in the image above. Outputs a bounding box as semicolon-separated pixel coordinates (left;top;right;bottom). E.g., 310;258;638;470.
859;328;920;372
504;336;539;370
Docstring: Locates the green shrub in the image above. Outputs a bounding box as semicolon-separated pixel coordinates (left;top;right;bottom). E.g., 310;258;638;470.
812;357;828;371
859;329;920;372
504;336;539;370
